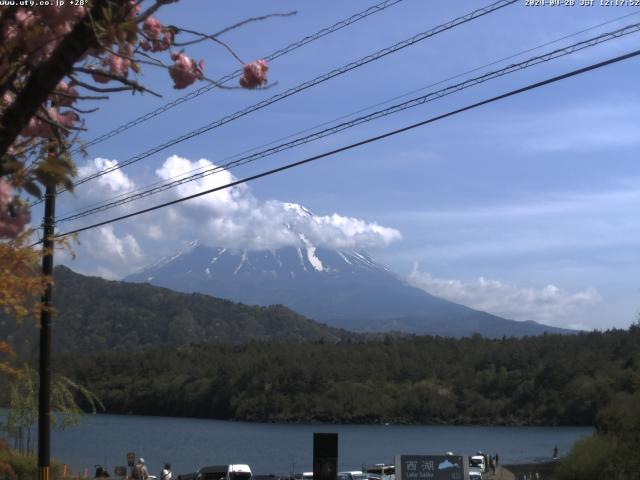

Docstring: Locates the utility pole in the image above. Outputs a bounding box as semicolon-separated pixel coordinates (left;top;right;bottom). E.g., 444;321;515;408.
38;180;56;480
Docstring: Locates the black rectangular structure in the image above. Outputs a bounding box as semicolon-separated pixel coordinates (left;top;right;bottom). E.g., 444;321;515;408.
313;433;338;480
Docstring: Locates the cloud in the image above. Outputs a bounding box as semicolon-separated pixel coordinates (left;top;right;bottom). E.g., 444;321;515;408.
76;225;142;279
77;157;135;194
148;155;401;251
58;155;401;278
408;265;601;326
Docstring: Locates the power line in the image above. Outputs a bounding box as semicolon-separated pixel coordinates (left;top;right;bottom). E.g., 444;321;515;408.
60;0;517;193
58;10;640;220
23;0;404;178
56;22;640;224
52;47;640;240
73;0;405;155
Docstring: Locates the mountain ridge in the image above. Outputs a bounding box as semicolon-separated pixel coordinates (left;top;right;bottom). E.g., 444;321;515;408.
125;242;574;338
0;265;356;356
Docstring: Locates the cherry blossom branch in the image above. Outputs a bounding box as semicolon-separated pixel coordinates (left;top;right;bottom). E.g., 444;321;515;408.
173;27;245;64
68;74;137;94
37;111;85;133
53;91;109;101
74;67;162;97
135;49;170;67
211;11;297;38
0;0;110;162
67;105;100;114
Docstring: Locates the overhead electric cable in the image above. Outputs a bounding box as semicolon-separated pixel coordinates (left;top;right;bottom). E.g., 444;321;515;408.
55;22;640;224
59;0;517;193
73;0;405;155
23;0;403;178
51;47;640;241
58;10;640;219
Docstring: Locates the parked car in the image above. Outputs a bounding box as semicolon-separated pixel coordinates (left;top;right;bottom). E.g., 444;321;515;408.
338;471;368;480
363;465;394;480
468;470;483;480
469;456;486;474
195;465;253;480
289;472;313;480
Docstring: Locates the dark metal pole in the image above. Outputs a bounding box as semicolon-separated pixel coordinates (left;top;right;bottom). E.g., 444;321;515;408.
38;183;56;480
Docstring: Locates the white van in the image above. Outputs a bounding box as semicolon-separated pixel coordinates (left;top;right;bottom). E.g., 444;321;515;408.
364;464;395;480
195;465;252;480
469;457;486;474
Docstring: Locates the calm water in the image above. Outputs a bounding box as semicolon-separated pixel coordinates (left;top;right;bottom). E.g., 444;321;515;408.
0;410;592;477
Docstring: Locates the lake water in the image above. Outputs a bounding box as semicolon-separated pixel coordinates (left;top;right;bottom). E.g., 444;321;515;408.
0;410;592;477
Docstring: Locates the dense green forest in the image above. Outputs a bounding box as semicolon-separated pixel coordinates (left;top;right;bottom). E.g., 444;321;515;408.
35;326;640;427
0;266;355;356
4;318;640;477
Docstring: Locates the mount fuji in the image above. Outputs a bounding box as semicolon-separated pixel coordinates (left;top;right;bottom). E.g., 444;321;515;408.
125;205;572;338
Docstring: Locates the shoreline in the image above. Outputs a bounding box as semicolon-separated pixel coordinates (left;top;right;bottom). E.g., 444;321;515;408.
19;408;592;429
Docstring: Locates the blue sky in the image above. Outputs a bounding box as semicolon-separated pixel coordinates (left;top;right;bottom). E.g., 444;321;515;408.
46;0;640;330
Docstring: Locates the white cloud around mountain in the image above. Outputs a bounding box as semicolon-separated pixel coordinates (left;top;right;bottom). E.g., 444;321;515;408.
408;265;601;326
77;157;135;194
59;155;401;278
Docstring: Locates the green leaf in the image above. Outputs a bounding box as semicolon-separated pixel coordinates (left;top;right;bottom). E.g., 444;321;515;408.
22;181;42;199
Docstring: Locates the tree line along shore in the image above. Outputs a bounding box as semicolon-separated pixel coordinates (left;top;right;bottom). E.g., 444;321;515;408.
2;326;640;477
17;326;640;427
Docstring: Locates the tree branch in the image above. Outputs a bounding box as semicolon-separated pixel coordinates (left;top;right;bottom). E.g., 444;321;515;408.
173;27;244;64
74;67;162;97
68;74;137;94
0;0;110;169
211;11;297;38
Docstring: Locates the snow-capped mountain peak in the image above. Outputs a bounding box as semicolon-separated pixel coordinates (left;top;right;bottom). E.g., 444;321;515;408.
125;242;572;338
282;202;313;217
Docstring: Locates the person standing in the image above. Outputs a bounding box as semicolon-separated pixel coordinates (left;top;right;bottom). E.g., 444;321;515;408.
133;458;149;480
160;463;172;480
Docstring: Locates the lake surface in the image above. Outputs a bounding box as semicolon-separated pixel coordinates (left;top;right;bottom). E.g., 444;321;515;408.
0;410;592;477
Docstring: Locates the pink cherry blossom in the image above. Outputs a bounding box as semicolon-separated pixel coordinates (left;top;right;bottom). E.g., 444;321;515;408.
15;9;36;29
20;107;76;138
155;30;174;51
0;180;12;207
52;81;78;107
40;5;86;28
169;52;203;89
1;22;18;44
21;115;53;139
127;0;142;17
1;91;13;107
107;53;130;77
239;59;268;89
0;180;30;239
144;16;163;39
0;207;30;238
142;17;173;52
56;111;79;130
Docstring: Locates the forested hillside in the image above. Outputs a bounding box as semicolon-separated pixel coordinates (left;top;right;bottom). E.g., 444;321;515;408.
0;266;354;355
48;326;640;426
